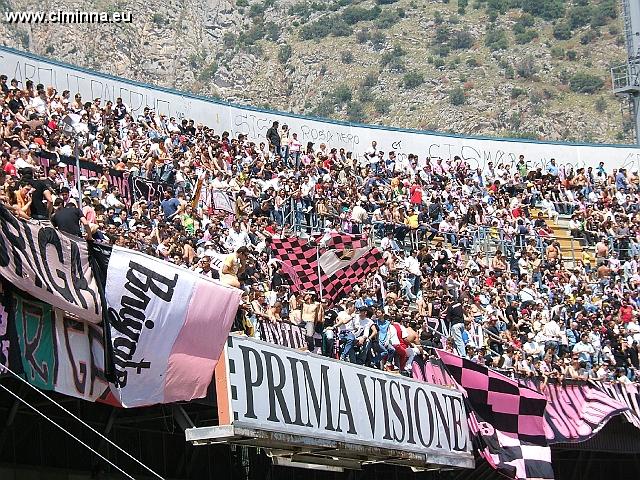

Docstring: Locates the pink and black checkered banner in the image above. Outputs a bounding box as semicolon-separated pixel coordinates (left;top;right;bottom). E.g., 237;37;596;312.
436;349;555;480
412;355;631;446
270;233;383;304
520;378;628;444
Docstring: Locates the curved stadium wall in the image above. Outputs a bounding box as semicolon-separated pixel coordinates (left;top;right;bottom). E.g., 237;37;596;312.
1;46;638;172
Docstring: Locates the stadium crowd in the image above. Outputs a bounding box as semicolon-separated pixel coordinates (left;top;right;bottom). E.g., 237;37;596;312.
1;75;640;385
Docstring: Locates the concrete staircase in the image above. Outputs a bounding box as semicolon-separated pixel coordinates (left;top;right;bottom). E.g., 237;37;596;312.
529;208;586;265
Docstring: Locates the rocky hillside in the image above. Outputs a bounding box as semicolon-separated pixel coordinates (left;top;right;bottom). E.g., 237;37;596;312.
0;0;635;143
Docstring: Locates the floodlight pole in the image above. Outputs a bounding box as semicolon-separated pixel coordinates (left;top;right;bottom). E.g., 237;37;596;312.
74;134;82;205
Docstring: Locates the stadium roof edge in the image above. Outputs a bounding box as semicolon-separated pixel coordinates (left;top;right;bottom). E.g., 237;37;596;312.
1;45;637;151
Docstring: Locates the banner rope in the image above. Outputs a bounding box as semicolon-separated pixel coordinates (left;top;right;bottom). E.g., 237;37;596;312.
1;366;165;480
0;382;135;479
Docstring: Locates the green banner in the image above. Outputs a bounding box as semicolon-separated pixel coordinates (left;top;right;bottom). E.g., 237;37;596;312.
13;294;56;391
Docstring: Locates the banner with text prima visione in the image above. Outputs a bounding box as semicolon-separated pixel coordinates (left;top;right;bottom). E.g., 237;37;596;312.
218;335;473;467
1;46;639;172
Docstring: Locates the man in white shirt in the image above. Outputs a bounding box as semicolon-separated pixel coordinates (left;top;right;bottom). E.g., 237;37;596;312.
519;282;538;306
381;232;400;251
335;306;371;363
523;333;543;360
226;222;252;252
542;317;561;352
539;194;559;222
572;334;595;368
105;186;126;210
404;250;421;295
365;141;378;161
350;202;368;233
29;89;48;116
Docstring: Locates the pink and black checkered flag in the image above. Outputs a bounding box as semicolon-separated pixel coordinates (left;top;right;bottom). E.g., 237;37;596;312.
270;234;382;304
436;349;554;480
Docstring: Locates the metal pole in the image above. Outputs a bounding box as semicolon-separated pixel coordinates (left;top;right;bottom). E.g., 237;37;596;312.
484;227;490;266
316;244;323;301
74;135;82;204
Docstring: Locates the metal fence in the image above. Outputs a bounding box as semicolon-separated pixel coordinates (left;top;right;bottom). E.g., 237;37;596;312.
263;197;638;266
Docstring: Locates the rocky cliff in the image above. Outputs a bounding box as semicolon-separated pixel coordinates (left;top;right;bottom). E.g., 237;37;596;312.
0;0;634;143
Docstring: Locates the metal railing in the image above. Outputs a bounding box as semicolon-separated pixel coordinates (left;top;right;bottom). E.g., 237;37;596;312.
611;61;640;93
263;198;639;267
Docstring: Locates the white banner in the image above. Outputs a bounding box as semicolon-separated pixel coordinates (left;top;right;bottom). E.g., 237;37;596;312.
208;252;228;276
319;247;370;277
53;309;110;402
223;335;471;460
105;246;241;407
1;46;639;173
0;204;101;323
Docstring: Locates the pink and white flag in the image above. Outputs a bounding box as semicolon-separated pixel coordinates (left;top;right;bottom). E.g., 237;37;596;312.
103;247;242;407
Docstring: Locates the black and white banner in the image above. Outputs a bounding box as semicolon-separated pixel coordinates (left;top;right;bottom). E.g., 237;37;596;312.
0;204;101;323
196;186;236;214
131;176;169;204
99;246;242;407
257;320;306;350
223;335;472;467
37;151;134;207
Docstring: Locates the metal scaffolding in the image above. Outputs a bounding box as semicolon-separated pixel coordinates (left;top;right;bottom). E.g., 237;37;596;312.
611;0;640;144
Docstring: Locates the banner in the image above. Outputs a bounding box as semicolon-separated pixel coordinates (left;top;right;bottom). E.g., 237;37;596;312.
37;151;134;207
210;190;236;214
221;335;472;466
53;310;111;402
257;319;306;350
319;247;370;277
436;349;554;480
8;288;111;402
520;379;628;444
413;356;631;445
0;204;102;323
207;252;228;278
101;246;241;407
0;283;15;374
3;46;639;174
195;185;236;215
412;356;456;387
131;176;168;204
595;381;640;430
271;234;384;303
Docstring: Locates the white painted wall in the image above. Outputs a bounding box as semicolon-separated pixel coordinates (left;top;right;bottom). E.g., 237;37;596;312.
2;46;639;172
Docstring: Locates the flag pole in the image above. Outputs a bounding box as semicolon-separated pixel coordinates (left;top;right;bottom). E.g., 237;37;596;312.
317;243;323;302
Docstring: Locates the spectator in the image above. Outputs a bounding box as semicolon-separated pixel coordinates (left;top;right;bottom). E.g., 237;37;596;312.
0;75;638;386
